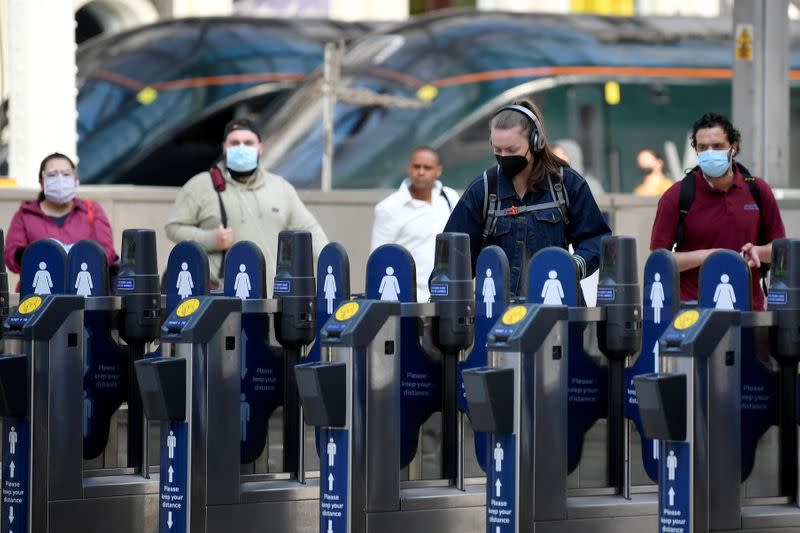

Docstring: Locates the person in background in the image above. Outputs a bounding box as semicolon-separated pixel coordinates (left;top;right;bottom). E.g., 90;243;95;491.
552;139;605;198
165;117;328;291
5;153;117;283
371;147;459;301
633;148;673;196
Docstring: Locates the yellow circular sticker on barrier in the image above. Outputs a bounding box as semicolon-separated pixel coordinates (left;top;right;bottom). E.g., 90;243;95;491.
674;310;700;330
502;305;528;325
335;302;360;322
18;296;42;314
176;298;201;318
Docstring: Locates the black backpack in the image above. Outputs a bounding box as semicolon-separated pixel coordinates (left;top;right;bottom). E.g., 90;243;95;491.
675;163;770;292
480;165;570;247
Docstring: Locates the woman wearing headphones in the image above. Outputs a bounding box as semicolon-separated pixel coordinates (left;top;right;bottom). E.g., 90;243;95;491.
442;100;610;295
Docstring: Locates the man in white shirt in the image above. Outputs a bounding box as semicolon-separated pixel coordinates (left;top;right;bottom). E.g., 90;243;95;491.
371;147;459;302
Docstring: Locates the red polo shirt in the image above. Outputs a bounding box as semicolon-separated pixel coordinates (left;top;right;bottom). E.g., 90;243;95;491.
650;166;785;311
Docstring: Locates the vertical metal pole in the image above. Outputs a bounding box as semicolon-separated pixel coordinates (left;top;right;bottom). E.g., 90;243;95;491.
732;0;790;187
321;42;336;192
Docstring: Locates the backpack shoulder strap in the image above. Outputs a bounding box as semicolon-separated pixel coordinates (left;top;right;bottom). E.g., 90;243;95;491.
548;166;570;225
675;169;697;251
440;187;453;211
481;166;500;248
210;167;228;228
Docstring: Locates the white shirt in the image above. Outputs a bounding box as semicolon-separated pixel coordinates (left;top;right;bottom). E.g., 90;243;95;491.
371;179;460;302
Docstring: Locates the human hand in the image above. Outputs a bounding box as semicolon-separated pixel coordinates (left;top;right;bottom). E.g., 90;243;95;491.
215;225;235;250
740;242;761;269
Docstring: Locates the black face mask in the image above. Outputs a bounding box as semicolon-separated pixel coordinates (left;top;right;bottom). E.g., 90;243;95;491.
495;154;529;178
639;166;655;176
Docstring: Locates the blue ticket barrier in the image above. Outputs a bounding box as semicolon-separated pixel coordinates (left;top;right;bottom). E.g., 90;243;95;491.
698;250;777;482
309;243;351;365
165;241;210;317
309;243;350;459
457;246;509;473
528;247;608;473
366;245;441;469
224;241;285;464
67;240;128;460
21;239;67;297
624;250;679;482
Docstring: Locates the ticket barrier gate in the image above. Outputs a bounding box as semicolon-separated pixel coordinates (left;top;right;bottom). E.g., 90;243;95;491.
463;237;655;532
297;232;484;533
136;231;320;533
634;307;742;533
0;229;162;533
0;229;8;343
636;239;800;533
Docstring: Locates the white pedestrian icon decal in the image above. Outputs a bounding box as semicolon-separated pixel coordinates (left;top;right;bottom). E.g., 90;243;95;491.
667;449;677;480
650;273;665;324
176;262;194;299
324;266;337;314
75;262;94;297
378;266;400;301
83;391;92;438
327;437;337;467
8;426;17;455
167;430;177;459
541;270;565;305
32;261;53;295
493;442;504;472
482;269;497;318
234;264;251;300
713;274;736;310
240;394;250;441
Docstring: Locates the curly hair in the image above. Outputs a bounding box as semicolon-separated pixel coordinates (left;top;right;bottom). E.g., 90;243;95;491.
691;113;741;149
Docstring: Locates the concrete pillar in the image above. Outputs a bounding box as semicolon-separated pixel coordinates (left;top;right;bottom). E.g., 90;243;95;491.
329;0;408;21
8;0;78;188
732;0;790;187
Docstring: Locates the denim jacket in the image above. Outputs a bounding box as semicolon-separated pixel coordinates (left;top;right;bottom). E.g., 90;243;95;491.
442;165;611;295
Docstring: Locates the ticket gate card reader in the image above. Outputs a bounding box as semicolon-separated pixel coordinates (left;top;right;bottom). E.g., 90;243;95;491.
296;300;401;533
634;307;741;533
0;294;84;533
136;296;242;533
464;302;569;532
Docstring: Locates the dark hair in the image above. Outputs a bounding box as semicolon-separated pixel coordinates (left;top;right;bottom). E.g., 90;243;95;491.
691;113;741;149
410;146;440;162
38;152;76;201
490;99;568;188
638;148;664;163
223;117;261;142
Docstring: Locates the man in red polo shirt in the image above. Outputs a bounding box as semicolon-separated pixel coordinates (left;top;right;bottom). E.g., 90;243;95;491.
650;113;785;311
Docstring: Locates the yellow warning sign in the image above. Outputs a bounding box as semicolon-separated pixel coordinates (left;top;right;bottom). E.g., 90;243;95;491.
674;310;700;331
176;298;201;318
18;296;42;314
502;305;528;326
335;302;360;322
735;24;753;61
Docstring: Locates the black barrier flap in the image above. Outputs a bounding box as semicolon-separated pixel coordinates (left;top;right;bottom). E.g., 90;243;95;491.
165;241;209;317
634;373;687;442
462;367;514;434
0;354;27;417
528;247;607;473
21;239;67;297
135;357;186;421
295;361;347;427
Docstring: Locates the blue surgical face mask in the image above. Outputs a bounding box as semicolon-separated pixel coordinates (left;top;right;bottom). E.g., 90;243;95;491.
697;148;732;178
226;145;259;173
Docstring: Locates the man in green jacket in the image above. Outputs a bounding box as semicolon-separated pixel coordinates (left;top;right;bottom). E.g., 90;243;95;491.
166;118;328;291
